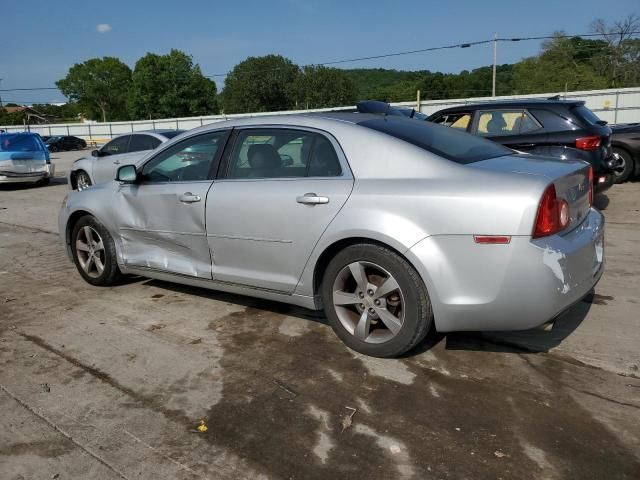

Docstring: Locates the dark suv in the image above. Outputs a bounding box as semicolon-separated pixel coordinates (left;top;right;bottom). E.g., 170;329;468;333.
427;100;617;192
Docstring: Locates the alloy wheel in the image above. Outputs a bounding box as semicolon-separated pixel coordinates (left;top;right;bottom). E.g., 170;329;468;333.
75;226;105;278
332;261;405;344
77;172;91;191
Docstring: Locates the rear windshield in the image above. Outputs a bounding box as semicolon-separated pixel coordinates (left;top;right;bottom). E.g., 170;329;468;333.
0;134;42;152
161;130;185;139
358;117;512;164
571;105;604;126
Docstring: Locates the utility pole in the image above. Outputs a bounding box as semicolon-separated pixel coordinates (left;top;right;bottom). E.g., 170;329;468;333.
0;78;3;108
492;34;497;98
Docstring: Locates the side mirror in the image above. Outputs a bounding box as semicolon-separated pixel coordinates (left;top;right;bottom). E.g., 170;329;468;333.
116;165;138;183
91;149;100;157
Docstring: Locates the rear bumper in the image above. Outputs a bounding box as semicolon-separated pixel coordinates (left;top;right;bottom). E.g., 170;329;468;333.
594;172;614;193
0;164;54;183
406;208;604;332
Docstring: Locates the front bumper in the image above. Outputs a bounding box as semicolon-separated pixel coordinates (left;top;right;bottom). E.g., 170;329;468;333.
406;208;605;332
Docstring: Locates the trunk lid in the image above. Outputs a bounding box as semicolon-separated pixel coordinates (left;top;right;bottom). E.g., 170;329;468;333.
471;154;591;233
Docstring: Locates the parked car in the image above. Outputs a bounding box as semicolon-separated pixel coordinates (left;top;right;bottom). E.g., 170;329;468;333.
610;122;640;183
59;114;604;358
0;132;54;186
46;135;87;152
427;100;618;193
69;130;184;190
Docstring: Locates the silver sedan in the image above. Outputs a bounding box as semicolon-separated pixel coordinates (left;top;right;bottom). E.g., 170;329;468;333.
58;114;604;357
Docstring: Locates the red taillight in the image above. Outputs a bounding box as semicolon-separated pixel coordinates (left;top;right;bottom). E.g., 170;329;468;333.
533;184;570;238
575;135;601;151
588;166;593;206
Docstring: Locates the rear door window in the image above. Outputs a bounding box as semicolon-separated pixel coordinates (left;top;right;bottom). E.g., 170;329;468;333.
102;135;130;155
128;134;160;153
224;129;341;179
476;110;541;136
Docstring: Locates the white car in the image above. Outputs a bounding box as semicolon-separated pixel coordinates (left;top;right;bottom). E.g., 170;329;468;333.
69;130;184;190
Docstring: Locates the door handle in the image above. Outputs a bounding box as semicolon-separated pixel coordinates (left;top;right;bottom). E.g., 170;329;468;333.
296;193;329;205
179;192;201;203
113;160;121;165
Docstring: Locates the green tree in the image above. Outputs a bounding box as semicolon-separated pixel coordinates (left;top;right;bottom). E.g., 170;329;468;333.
128;49;218;119
292;66;356;109
56;57;132;122
223;55;299;113
513;34;609;94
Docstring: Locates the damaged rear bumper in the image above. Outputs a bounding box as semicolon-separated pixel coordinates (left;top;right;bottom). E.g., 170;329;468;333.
0;164;55;183
406;208;605;332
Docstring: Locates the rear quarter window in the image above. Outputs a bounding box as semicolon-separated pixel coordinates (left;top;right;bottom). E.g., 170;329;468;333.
359;117;512;164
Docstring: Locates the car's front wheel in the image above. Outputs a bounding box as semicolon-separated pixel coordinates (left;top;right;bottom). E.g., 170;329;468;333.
71;215;123;286
322;243;432;358
75;170;92;191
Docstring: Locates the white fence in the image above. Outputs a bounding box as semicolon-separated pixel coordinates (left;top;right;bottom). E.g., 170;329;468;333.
2;87;639;141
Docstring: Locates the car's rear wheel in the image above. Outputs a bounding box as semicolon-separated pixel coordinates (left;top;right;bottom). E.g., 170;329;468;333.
612;148;634;184
321;243;432;357
76;170;92;191
71;215;123;286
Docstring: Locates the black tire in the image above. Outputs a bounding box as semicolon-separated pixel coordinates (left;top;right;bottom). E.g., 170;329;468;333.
613;148;634;184
49;145;58;152
321;243;432;358
71;215;123;286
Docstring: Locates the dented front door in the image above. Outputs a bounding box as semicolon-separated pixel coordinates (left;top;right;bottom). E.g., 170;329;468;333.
115;181;213;278
111;130;230;279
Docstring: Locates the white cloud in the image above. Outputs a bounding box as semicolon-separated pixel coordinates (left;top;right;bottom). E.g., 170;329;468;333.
96;24;112;33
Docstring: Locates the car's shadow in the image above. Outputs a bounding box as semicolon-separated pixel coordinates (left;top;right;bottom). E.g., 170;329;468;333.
0;175;67;191
140;278;594;357
410;290;595;356
594;193;610;210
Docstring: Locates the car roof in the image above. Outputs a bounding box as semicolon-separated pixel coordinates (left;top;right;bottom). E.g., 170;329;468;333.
0;131;40;136
431;99;585;114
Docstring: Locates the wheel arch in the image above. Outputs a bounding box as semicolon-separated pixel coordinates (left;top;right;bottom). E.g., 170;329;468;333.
311;236;423;306
65;209;94;248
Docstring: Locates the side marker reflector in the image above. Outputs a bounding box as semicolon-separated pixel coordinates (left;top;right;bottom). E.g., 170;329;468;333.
474;235;511;244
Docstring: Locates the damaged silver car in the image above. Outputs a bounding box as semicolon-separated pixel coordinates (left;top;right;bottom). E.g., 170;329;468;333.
59;114;604;357
0;132;54;186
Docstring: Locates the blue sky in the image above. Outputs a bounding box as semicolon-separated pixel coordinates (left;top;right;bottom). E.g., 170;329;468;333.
1;0;638;104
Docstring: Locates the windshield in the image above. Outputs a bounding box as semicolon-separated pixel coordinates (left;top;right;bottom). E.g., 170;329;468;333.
46;136;62;144
0;134;42;152
358;116;512;164
161;130;185;139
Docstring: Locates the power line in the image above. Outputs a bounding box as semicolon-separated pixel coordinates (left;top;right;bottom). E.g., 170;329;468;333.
2;29;639;92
